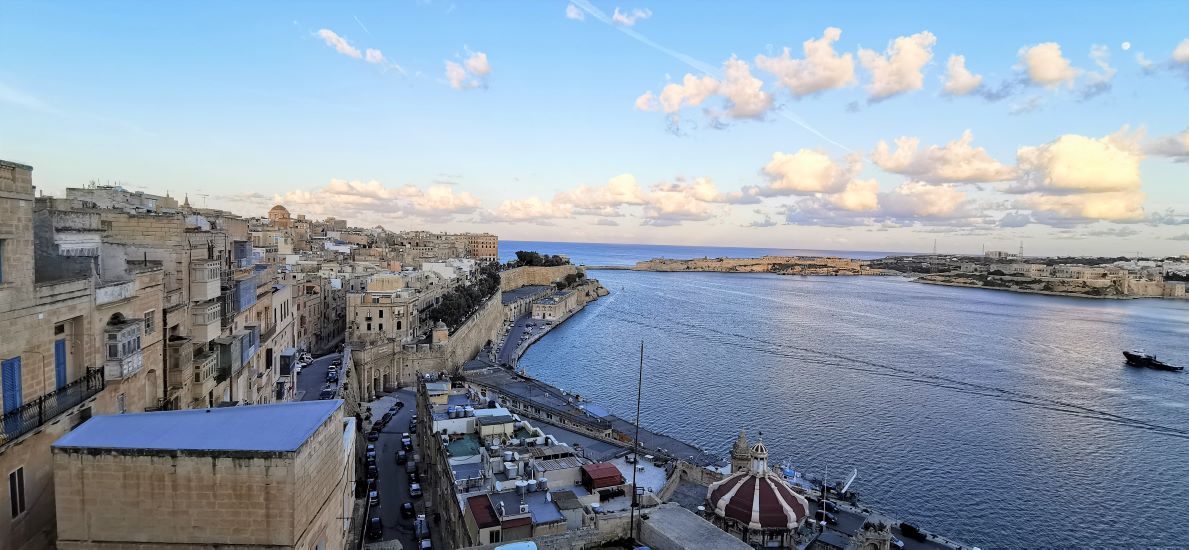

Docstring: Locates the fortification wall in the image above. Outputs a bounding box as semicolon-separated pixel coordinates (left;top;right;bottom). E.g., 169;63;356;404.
500;265;581;292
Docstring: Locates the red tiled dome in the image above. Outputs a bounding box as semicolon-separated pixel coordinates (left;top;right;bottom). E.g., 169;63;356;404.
707;440;809;531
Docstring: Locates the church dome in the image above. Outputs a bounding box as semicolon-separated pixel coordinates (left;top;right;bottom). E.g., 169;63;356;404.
707;437;808;531
269;204;290;216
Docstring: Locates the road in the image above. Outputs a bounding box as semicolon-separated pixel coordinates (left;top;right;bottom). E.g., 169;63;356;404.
806;498;953;550
295;351;343;401
496;315;531;366
365;389;420;550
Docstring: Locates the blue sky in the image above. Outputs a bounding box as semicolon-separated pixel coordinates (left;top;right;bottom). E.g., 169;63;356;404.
1;0;1187;255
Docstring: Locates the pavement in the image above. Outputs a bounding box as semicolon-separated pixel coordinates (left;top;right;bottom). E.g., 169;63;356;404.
496;314;547;366
363;389;421;550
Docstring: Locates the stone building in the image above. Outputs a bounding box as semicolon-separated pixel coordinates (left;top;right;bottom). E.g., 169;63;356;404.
1;160;109;550
52;400;355;549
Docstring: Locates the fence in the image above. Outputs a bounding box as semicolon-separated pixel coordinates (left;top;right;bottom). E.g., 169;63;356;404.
1;368;104;444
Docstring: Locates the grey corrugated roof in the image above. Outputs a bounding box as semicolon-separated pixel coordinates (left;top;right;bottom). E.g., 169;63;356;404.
53;400;342;453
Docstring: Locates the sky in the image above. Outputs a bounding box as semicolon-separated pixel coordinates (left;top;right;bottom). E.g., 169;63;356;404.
1;0;1187;256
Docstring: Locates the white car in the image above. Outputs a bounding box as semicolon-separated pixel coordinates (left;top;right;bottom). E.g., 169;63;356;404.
295;363;304;374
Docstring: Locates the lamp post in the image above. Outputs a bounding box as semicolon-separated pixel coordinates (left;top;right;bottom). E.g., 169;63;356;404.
630;341;644;542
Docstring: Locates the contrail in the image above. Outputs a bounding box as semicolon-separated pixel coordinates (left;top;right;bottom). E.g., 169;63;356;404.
353;15;371;36
569;0;852;153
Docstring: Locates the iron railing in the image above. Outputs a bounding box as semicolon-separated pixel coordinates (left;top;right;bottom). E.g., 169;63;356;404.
1;368;105;444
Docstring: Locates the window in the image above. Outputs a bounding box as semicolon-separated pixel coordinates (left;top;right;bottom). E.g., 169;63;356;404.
396;320;401;330
144;311;155;334
9;467;26;518
116;393;126;414
379;309;383;319
378;323;383;332
2;357;21;414
366;323;372;331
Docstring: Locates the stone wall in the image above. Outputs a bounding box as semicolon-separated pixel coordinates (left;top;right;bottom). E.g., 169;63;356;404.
500;265;581;292
445;292;504;371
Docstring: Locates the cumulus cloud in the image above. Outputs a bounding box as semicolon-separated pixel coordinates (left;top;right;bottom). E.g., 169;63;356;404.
999;212;1033;228
365;48;384;64
554;174;649;215
1011;128;1147;224
1015;128;1144;194
642;187;716;225
760;150;861;196
879;181;977;220
445;50;491;90
857;31;937;101
635;57;771;123
484;197;573;223
942;54;983;96
276;179;481;223
1147;128;1189;161
827;178;880;212
595;218;619;226
1175;39;1189;63
755;27;856;97
652;177;761;204
565;3;585;21
611;7;652;26
316;29;362;59
1019;42;1080;87
872;130;1016;183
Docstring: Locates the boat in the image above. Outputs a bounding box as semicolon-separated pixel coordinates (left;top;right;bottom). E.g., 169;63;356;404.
1123;350;1184;372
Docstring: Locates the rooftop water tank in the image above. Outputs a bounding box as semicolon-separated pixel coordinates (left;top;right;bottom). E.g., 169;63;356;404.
503;450;514;462
538;477;549;491
527;479;538;492
516;480;528;495
465;406;475;417
504;462;517;477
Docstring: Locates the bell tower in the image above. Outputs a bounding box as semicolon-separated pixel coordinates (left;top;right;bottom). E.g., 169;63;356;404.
729;430;750;473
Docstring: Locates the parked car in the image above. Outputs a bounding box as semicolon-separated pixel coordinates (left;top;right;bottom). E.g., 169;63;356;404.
407;470;419;484
401;502;416;518
900;522;927;542
318;387;336;400
366;444;375;454
366;517;383;540
294;363;303;374
326;372;338;383
414;515;430;538
397;451;408;464
402;437;413;451
409;423;417;434
366;431;379;442
367;464;379;479
331;359;342;367
409;483;422;497
419;540;432;549
890;535;905;549
368;490;379;506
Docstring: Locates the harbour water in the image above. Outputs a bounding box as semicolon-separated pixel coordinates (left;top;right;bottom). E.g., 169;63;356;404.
500;240;905;265
510;244;1189;547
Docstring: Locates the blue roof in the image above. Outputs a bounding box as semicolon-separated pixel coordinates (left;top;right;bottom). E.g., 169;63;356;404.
53;400;342;453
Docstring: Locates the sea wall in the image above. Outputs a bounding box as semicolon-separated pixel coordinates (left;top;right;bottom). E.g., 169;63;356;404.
500;265;581;292
445;292;504;370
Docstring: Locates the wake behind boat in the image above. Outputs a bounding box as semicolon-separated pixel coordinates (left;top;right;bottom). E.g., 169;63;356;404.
1124;350;1184;372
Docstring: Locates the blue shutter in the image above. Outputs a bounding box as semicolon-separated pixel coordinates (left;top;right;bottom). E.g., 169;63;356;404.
2;357;21;414
55;339;68;389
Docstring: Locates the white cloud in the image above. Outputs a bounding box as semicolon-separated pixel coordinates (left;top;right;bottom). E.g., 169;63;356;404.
445;50;491;90
486;197;573;223
760;150;861;196
554;174;649;214
276;179;481;222
1136;52;1156;72
611;7;652;27
365;48;385;64
1015;128;1144;193
879;181;976;220
1019;42;1079;87
1175;39;1189;63
1011;128;1148;224
1121;42;1131;51
636;57;771;122
827;178;880;212
754;27;856;97
316;29;362;59
565;3;585;21
1147;128;1189;161
872;130;1016;183
857;31;937;101
1016;191;1146;223
942;54;983;96
642;188;716;225
652;177;760;204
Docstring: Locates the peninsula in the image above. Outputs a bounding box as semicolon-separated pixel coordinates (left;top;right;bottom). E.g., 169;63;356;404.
595;255;889;276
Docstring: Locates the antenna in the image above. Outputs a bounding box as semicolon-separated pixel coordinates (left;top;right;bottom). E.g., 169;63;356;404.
1019;241;1024;258
932;239;937;255
630;341;644;541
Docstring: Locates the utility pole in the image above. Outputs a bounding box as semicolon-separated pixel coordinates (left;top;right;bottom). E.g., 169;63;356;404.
630;341;644;542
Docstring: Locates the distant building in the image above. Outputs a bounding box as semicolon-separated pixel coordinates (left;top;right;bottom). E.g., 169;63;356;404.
531;289;578;321
52;400;355;549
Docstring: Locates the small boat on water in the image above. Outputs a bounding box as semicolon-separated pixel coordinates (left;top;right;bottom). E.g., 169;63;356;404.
1123;350;1184;372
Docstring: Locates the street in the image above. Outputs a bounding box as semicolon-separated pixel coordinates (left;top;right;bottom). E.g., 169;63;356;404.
364;389;420;550
295;351;343;402
496;314;531;366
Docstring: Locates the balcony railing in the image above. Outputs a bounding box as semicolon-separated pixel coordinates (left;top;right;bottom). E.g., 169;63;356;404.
1;369;104;444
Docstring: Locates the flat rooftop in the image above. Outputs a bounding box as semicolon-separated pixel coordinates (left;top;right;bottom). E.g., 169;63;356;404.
489;490;565;525
53;400;342;453
447;434;483;458
501;285;551;305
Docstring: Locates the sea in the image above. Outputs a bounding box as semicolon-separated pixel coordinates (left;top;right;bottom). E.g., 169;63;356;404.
503;241;1189;547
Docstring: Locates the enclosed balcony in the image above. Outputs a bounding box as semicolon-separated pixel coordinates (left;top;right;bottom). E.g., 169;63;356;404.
191;348;218;401
166;336;193;391
190;299;222;344
190;260;222;301
103;315;143;381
